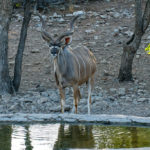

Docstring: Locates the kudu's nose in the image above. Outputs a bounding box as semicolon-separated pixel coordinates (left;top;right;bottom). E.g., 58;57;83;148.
51;47;59;56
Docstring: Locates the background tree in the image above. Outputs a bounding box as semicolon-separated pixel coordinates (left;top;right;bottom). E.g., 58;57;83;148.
118;0;150;81
0;0;13;94
13;0;32;92
0;0;32;94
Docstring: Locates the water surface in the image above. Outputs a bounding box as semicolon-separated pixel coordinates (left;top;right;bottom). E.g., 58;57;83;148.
0;124;150;150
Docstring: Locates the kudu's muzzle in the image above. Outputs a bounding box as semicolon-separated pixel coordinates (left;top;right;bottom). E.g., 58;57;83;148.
51;46;60;57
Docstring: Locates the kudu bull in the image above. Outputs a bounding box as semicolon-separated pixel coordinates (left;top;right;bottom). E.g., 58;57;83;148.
38;13;96;114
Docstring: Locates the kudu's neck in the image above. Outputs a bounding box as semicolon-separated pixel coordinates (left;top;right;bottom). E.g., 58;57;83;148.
55;46;70;75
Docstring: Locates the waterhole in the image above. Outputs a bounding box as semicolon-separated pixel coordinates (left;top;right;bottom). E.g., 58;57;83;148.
0;124;150;150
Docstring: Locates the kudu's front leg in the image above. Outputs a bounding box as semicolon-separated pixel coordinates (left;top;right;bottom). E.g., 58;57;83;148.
59;87;65;113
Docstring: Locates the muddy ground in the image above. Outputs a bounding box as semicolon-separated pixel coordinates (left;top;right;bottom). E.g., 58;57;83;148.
2;0;150;117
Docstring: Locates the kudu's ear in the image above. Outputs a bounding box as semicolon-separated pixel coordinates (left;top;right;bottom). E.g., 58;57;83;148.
61;36;72;46
65;36;72;45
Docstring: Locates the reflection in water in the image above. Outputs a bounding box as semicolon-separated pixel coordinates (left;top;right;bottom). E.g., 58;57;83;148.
53;125;95;150
11;125;26;150
54;125;150;149
93;126;150;149
0;125;12;150
29;124;59;150
25;126;33;150
11;124;59;150
0;124;150;150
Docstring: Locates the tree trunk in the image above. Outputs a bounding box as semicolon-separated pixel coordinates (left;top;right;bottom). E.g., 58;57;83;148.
0;0;13;94
118;0;150;81
13;0;32;91
118;35;142;81
118;45;136;81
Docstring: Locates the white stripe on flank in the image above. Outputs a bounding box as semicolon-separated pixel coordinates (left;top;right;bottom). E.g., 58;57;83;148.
73;54;81;79
86;55;91;77
77;54;87;79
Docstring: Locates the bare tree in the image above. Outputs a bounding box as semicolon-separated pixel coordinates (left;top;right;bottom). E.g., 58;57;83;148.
13;0;32;91
118;0;150;81
0;0;13;94
0;0;32;94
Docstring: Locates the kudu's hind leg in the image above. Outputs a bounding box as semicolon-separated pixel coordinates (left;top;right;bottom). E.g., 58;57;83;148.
73;85;80;114
87;76;94;114
59;87;65;113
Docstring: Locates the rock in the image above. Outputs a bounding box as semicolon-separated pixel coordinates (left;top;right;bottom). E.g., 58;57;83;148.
57;18;65;23
137;98;149;103
118;88;126;96
95;24;100;27
53;12;61;18
60;6;65;11
118;40;122;44
123;31;134;37
100;15;107;19
41;91;49;97
2;94;12;101
15;14;23;22
93;12;99;17
42;15;47;20
89;41;96;45
99;20;105;24
125;96;132;102
30;49;40;53
137;89;145;94
66;14;73;17
113;28;120;36
109;88;117;94
86;23;91;26
38;97;49;104
33;16;40;22
103;70;110;76
122;9;132;18
85;29;95;34
107;96;115;102
23;99;33;103
73;11;85;16
94;36;99;40
33;62;41;65
104;43;111;47
111;12;120;18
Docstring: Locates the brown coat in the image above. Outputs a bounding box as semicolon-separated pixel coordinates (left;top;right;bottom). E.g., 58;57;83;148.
54;45;96;88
